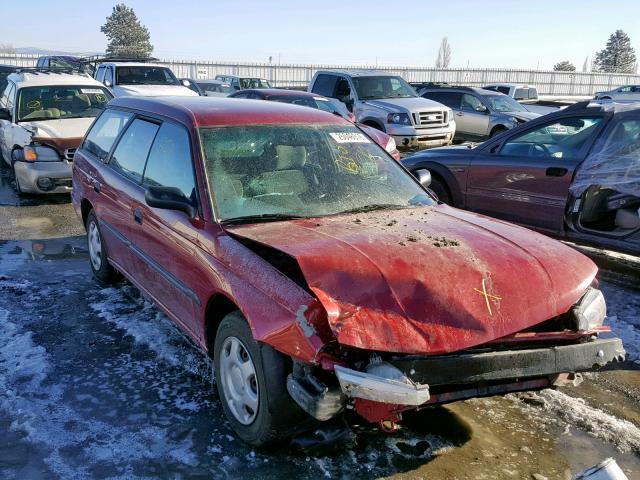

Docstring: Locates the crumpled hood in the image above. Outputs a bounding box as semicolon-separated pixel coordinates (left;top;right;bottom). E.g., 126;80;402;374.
226;205;597;355
511;111;540;121
113;84;199;97
20;117;95;139
363;96;446;113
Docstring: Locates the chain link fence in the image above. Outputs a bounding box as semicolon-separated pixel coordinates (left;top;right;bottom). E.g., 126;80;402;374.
3;53;640;96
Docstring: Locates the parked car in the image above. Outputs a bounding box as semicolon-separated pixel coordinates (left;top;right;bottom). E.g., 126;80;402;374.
36;55;95;76
214;75;273;90
308;70;456;150
72;96;623;446
93;60;197;97
401;100;640;255
228;88;400;159
0;64;18;93
482;83;539;103
181;78;234;97
594;85;640;101
420;86;540;141
0;69;113;194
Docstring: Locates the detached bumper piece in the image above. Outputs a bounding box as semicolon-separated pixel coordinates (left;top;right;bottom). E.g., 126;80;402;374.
390;337;625;387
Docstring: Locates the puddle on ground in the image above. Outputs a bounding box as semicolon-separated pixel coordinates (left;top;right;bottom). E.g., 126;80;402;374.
0;238;88;263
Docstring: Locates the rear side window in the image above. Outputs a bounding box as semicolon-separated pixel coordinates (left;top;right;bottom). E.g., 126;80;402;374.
109;119;159;182
424;91;461;109
83;109;132;161
496;86;510;95
143;122;196;201
312;74;338;97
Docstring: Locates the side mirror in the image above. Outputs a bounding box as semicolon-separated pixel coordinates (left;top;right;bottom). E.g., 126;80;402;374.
0;108;11;121
414;169;431;188
104;79;112;88
475;104;488;113
145;186;197;218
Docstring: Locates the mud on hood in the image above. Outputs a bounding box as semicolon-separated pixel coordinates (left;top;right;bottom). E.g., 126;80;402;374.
225;205;597;355
22;117;95;140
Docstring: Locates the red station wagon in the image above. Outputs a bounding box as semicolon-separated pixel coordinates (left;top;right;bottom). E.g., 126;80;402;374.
72;96;624;446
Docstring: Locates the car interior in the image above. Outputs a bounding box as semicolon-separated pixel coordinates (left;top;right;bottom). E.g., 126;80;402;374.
579;186;640;234
18;88;105;120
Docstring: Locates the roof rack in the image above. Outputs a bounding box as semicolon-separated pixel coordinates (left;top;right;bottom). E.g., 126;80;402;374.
14;66;90;76
82;54;159;65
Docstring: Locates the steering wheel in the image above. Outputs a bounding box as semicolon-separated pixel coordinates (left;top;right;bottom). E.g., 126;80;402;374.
529;143;551;158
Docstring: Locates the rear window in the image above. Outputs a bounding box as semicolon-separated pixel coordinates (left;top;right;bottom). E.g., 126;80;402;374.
312;74;338;97
83;109;133;161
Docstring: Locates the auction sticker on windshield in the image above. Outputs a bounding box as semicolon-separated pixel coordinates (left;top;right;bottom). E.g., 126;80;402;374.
81;88;105;94
329;132;371;143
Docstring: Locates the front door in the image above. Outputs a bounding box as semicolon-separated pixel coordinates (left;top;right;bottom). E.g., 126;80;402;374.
466;115;605;232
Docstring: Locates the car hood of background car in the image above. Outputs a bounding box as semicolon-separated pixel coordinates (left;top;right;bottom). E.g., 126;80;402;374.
21;117;95;140
113;85;199;97
362;96;446;113
225;205;597;355
511;111;540;121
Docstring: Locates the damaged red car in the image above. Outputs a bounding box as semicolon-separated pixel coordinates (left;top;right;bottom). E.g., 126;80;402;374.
72;96;625;446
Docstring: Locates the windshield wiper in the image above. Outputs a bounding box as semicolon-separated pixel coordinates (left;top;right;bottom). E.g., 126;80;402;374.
221;213;306;225
336;204;406;215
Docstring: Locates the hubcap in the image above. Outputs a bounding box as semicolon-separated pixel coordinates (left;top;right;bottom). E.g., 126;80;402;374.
219;336;259;425
88;221;102;271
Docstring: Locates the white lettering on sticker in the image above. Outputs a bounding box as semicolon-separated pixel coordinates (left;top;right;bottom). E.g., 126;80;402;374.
329;132;371;144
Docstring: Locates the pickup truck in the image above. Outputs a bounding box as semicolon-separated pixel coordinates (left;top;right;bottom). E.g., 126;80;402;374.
309;70;455;150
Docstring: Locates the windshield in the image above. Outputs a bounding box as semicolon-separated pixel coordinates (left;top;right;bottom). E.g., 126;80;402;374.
353;76;416;100
17;86;112;122
240;78;272;89
484;94;528;113
116;66;179;86
200;124;433;222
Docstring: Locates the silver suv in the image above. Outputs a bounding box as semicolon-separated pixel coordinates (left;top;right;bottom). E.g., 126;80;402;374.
420;86;540;141
309;70;455;150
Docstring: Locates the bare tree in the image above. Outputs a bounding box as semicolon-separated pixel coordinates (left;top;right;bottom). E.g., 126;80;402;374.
435;37;451;69
582;56;589;72
0;43;16;54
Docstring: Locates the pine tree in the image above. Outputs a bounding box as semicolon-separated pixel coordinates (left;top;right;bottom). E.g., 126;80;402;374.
435;37;451;69
553;60;576;72
593;30;636;73
101;4;153;58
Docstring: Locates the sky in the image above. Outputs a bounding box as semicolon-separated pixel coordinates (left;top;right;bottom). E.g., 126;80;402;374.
2;0;640;69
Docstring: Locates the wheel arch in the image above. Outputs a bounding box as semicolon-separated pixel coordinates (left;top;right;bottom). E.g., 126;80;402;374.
204;293;241;357
360;117;385;131
80;199;94;227
410;161;464;207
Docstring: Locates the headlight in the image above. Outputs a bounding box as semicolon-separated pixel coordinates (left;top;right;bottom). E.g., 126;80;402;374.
22;145;61;162
385;137;397;153
571;287;607;331
387;113;412;125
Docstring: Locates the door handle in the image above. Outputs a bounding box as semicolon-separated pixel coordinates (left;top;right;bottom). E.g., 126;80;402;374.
133;208;143;225
546;167;568;177
93;181;101;193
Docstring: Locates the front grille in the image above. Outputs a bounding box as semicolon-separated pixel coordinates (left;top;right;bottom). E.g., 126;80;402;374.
64;148;76;161
414;110;447;128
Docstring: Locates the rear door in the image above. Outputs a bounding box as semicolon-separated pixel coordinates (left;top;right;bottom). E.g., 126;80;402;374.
96;116;160;278
132;121;201;336
466;115;605;232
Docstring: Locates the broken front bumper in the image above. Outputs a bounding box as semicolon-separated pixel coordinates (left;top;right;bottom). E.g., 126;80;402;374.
334;338;625;406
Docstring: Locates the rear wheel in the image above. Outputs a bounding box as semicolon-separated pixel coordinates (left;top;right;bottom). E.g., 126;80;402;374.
86;210;120;284
214;311;312;446
427;176;452;205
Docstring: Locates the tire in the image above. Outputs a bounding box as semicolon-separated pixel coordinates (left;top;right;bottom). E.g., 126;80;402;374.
86;210;120;284
214;311;313;446
428;177;452;205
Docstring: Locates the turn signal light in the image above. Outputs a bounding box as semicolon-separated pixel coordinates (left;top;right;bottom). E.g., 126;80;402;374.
23;147;38;162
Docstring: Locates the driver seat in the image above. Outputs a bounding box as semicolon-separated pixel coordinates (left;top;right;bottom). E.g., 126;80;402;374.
248;145;309;202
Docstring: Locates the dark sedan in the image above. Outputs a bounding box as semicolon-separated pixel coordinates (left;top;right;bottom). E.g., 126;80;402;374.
401;101;640;255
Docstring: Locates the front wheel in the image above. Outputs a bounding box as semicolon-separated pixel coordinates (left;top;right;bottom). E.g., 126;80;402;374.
214;311;312;446
86;210;121;284
427;177;452;205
